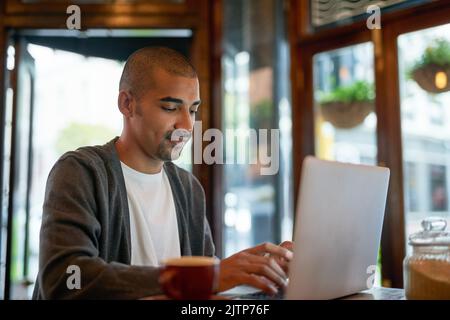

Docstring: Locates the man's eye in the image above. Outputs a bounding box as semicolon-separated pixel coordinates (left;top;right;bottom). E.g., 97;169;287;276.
162;107;176;112
190;109;198;114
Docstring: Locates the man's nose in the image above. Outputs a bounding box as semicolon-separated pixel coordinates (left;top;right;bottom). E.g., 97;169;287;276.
175;108;194;132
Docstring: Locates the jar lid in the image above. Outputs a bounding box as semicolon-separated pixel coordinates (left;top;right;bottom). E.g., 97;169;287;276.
409;217;450;246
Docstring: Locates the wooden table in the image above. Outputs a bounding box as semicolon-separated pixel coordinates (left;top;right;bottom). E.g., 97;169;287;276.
219;285;405;300
342;287;405;300
142;286;406;300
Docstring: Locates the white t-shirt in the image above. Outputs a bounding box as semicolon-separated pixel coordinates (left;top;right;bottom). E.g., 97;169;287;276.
121;162;181;266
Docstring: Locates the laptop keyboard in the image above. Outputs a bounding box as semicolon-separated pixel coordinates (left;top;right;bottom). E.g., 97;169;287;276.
235;289;284;300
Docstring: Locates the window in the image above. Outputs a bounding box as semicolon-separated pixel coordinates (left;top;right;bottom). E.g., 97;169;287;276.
398;23;450;250
221;0;293;257
313;42;377;166
313;41;381;286
0;47;16;299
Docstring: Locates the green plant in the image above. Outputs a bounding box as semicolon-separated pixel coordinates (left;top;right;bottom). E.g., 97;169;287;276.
408;38;450;77
318;80;375;104
417;38;450;67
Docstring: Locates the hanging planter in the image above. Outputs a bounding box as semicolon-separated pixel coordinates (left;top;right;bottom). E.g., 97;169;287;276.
411;64;450;94
409;38;450;94
320;100;374;129
318;80;375;129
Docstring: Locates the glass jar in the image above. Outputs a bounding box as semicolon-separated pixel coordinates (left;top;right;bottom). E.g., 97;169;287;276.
403;217;450;299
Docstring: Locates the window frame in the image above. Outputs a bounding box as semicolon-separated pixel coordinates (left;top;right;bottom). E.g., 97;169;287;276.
288;0;450;288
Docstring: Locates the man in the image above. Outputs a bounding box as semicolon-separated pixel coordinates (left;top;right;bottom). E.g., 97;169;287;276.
33;47;292;299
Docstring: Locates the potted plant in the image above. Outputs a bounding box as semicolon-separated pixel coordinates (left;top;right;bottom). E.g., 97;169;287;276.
409;38;450;94
317;80;375;129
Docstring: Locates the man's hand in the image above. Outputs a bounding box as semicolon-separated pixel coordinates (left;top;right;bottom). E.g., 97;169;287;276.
216;242;293;295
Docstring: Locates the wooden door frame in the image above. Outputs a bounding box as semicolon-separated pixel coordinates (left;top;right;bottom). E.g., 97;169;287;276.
209;0;224;257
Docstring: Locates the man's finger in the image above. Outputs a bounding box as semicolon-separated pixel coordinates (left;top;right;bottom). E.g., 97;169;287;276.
246;242;293;260
274;256;290;274
268;255;288;279
280;241;293;252
243;261;288;289
240;274;279;295
246;254;288;279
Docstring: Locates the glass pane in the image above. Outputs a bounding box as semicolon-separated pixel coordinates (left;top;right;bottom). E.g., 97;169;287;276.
222;0;293;257
10;69;32;300
398;24;450;253
0;86;14;300
313;42;381;285
314;42;376;165
0;45;16;298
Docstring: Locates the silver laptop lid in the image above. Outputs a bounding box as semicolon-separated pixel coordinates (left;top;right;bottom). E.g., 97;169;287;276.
286;156;390;300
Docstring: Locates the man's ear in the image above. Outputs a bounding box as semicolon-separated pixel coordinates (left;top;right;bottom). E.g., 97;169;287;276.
118;90;134;117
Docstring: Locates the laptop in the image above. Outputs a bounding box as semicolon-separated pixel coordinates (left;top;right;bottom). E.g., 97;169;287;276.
223;156;390;300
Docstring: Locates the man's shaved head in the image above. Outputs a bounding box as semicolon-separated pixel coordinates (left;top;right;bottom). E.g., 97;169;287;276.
119;46;197;100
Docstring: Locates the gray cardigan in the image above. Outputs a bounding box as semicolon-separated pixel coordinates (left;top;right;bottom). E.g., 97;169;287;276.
32;138;215;299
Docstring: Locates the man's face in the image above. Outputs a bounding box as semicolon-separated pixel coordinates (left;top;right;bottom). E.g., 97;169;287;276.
127;67;200;162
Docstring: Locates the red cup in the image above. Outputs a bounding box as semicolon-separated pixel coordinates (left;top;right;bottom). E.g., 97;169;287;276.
159;256;219;300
